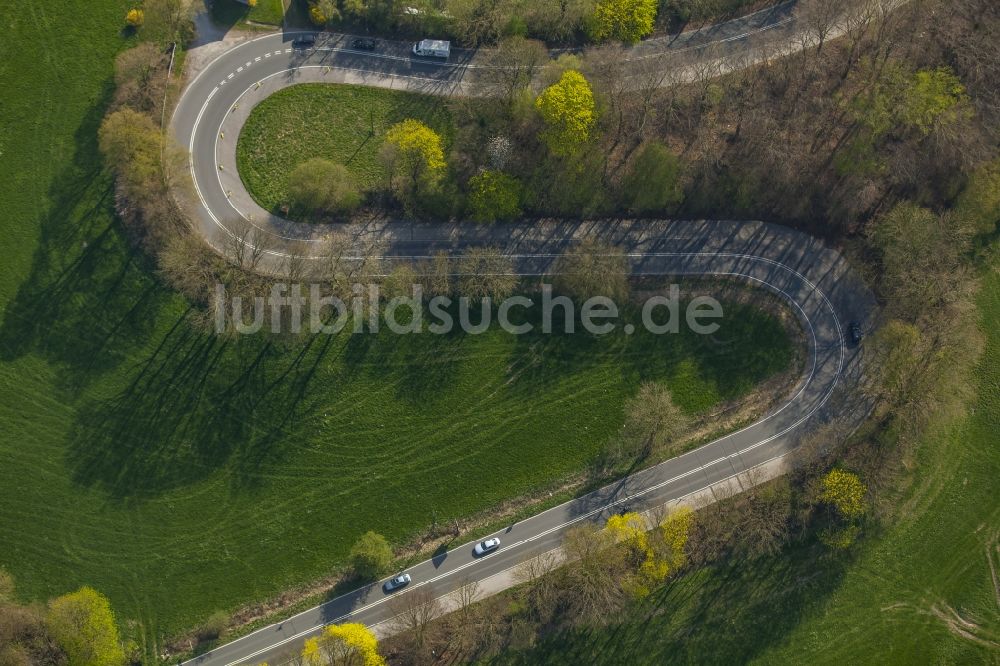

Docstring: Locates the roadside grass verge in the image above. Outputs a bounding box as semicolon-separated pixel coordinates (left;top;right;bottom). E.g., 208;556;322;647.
209;0;286;27
236;83;455;211
495;265;1000;665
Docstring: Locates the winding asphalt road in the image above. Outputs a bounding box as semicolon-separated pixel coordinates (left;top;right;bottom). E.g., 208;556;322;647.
171;4;880;664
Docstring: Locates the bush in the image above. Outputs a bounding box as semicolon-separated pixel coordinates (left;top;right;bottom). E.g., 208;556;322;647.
197;610;230;640
47;587;126;666
309;0;340;26
0;568;14;602
287;158;361;216
125;8;144;28
820;469;867;519
468;170;523;222
350;532;393;580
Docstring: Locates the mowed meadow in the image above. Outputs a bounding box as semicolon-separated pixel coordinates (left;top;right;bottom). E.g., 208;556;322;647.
0;0;794;652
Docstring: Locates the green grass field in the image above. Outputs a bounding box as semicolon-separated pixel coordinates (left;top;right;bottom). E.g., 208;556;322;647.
497;267;1000;666
209;0;286;27
0;2;795;652
236;84;455;211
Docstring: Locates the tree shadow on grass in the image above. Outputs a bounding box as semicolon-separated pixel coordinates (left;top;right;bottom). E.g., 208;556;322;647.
501;295;790;408
66;325;347;500
0;87;175;391
496;540;851;665
0;81;356;501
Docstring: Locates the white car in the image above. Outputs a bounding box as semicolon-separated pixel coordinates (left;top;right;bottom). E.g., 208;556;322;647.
473;537;501;556
383;573;411;592
412;39;450;59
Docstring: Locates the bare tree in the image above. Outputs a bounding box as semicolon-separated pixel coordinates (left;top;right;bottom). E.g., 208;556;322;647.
456;247;518;301
558;524;626;625
159;231;221;304
222;217;268;272
320;228;386;295
113;43;169;113
796;0;844;54
280;239;315;284
388;587;442;660
550;238;629;302
454;578;481;623
620;382;691;459
479;36;549;104
416;251;452;297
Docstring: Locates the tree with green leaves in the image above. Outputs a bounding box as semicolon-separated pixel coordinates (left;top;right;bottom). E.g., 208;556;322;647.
468;170;523;222
381;119;447;200
288;158;361;216
349;531;393;580
523;0;597;43
46;587;126;666
842;65;971;176
535;70;597;156
621;141;684;213
589;0;657;44
98;108;162;194
955;158;1000;237
898;67;970;136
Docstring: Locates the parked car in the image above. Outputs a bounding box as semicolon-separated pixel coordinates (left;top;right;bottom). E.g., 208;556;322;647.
848;322;864;346
473;538;501;556
352;37;377;50
383;573;411;592
292;35;316;49
412;39;450;59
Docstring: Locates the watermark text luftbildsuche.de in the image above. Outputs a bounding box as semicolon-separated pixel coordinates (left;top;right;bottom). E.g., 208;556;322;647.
214;283;724;337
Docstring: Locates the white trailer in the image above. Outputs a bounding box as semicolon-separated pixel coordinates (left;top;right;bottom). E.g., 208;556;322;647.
412;39;451;59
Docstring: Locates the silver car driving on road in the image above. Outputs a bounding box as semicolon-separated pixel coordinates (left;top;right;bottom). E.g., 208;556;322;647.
473;538;501;556
383;573;411;592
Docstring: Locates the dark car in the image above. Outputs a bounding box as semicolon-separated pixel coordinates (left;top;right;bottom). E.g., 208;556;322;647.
352;37;377;50
292;35;316;49
848;322;864;346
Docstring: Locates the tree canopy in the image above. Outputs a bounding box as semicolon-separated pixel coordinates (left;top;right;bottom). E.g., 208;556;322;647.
349;531;393;580
288;158;362;215
621;382;689;457
468;170;523;222
302;622;385;666
534;70;597;156
550;238;629;302
820;469;867;519
384;119;446;179
46;587;126;666
590;0;657;44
